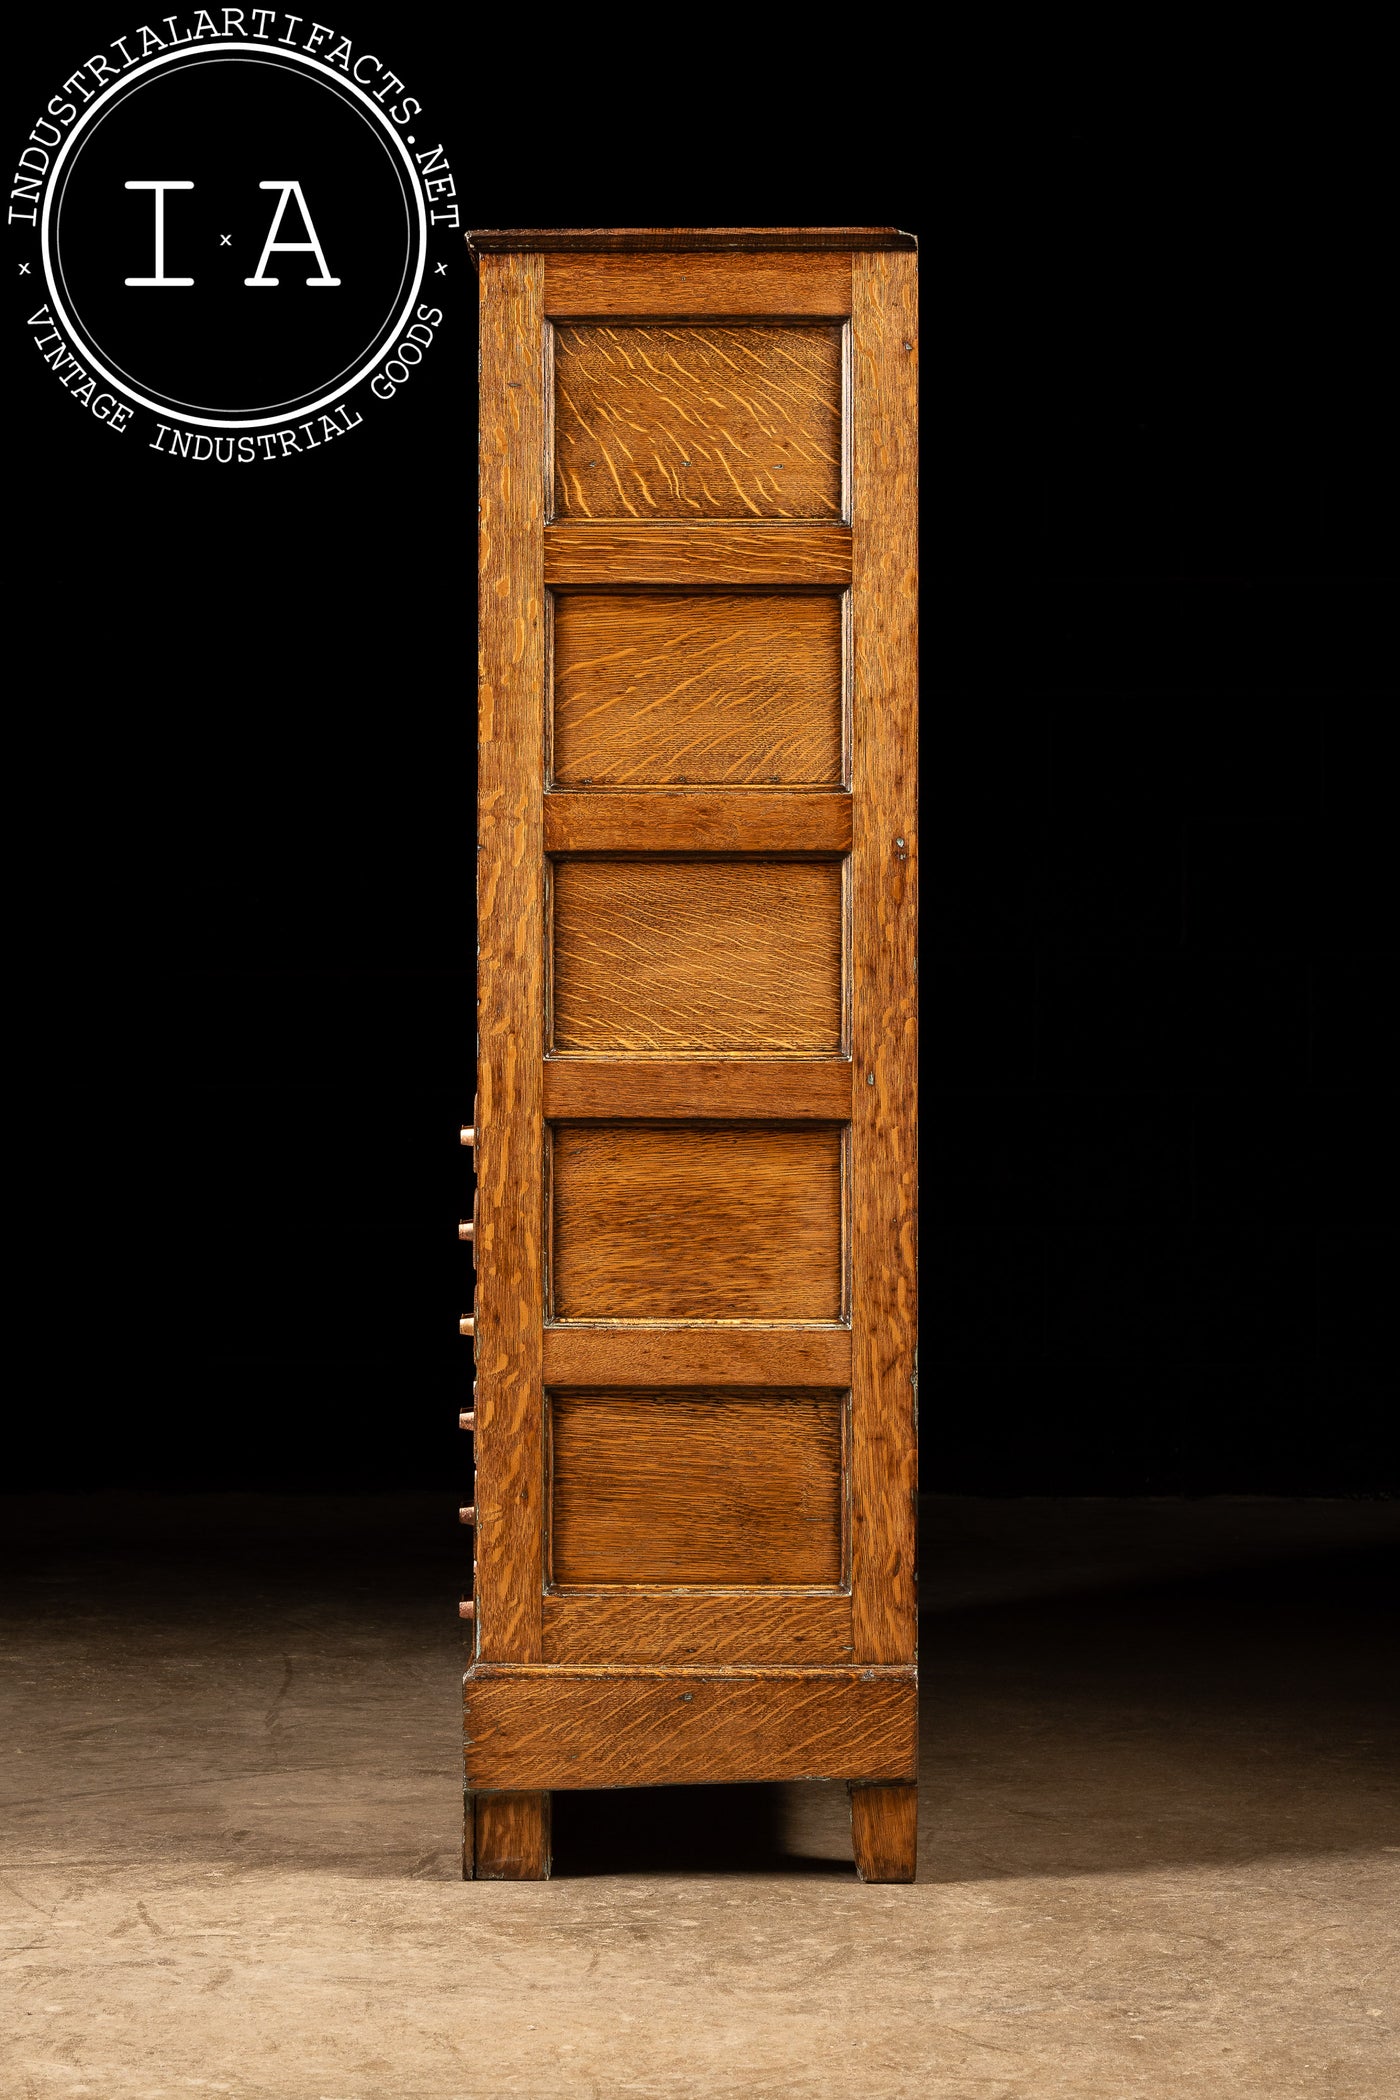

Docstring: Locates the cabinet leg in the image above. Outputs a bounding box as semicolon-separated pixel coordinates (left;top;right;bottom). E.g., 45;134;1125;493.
849;1781;917;1883
468;1790;552;1880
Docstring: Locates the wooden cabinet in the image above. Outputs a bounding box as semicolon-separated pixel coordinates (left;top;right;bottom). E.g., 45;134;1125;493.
464;227;917;1881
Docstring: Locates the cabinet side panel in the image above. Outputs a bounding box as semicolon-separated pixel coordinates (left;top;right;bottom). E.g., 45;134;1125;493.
476;252;547;1662
849;250;919;1663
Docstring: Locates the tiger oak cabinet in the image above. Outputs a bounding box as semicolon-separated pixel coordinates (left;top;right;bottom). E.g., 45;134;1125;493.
462;227;917;1881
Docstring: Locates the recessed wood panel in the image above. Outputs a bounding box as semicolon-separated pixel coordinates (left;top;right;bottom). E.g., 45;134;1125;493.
552;593;843;787
553;325;843;520
549;1389;843;1587
551;1122;844;1320
551;858;843;1053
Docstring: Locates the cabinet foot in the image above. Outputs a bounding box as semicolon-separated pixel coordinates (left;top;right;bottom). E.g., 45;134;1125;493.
468;1790;552;1880
849;1781;917;1883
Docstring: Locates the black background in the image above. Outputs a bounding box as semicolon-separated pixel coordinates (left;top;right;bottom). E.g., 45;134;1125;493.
6;15;1392;1497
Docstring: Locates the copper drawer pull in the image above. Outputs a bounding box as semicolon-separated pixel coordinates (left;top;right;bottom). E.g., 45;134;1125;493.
459;1315;474;1338
460;1125;475;1147
459;1410;475;1432
459;1505;475;1526
459;1600;474;1620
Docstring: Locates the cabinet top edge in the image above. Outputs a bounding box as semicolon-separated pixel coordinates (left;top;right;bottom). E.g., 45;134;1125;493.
466;227;918;256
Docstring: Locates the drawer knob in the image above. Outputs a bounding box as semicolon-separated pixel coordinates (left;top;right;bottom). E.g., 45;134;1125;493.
459;1315;474;1338
459;1599;474;1620
460;1125;475;1148
459;1505;475;1526
459;1410;475;1432
458;1219;474;1241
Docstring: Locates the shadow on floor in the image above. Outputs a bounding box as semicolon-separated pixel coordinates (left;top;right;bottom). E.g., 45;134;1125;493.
551;1783;854;1877
3;1496;1397;1884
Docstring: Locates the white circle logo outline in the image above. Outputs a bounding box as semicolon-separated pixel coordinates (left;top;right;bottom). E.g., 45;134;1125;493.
51;52;414;418
41;42;429;430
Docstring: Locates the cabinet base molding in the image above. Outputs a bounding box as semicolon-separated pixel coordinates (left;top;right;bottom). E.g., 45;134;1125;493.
465;1664;915;1793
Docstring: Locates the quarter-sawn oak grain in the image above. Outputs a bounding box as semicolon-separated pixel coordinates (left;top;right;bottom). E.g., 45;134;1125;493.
543;522;851;586
552;591;842;787
848;251;918;1668
551;1122;844;1321
544;250;852;318
542;1059;853;1123
540;1325;852;1387
470;1791;552;1881
849;1781;918;1884
540;1589;854;1667
543;790;851;854
475;253;547;1666
549;1389;843;1586
465;1668;917;1790
468;229;916;1881
554;325;842;520
551;858;842;1052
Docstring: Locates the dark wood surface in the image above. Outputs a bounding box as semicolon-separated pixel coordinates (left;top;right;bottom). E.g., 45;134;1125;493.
551;858;843;1051
551;1122;844;1320
465;1667;917;1789
549;1389;843;1586
849;1781;918;1883
469;227;917;254
552;591;843;788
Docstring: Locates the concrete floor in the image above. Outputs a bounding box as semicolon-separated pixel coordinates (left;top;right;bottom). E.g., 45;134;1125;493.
2;1495;1396;2099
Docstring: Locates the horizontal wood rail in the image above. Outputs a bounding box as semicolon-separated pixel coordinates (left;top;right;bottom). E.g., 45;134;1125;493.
542;1325;852;1387
464;1664;917;1789
544;790;852;855
543;1059;852;1121
541;1591;855;1667
543;523;852;587
544;251;853;319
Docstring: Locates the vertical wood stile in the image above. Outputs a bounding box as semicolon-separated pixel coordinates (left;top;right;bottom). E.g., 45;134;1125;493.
849;250;919;1664
475;252;547;1662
